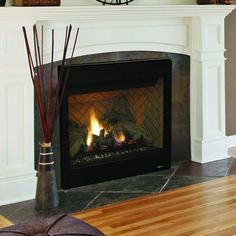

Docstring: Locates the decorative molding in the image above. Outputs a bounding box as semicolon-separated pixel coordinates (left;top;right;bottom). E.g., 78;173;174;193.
0;5;235;22
227;135;236;148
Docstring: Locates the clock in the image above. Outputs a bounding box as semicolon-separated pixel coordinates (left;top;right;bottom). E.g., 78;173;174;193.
96;0;134;5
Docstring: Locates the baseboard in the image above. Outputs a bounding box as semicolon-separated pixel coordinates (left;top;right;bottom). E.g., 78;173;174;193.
227;135;236;158
191;137;229;163
0;172;36;206
227;135;236;149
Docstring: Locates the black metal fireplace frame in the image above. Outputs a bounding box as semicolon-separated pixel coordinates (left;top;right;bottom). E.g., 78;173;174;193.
59;58;172;189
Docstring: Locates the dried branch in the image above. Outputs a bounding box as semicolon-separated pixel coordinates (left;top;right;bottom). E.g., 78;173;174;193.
22;24;79;144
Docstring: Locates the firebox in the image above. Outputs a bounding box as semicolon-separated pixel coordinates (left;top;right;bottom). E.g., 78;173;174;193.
59;58;172;189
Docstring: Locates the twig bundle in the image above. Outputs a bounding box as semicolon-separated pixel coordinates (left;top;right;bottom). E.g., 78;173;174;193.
22;24;79;145
197;0;232;3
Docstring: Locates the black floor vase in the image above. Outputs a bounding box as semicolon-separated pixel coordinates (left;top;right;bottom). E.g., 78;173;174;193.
35;144;59;210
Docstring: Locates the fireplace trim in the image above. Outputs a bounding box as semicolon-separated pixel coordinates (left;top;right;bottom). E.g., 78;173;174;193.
0;5;234;22
59;58;172;189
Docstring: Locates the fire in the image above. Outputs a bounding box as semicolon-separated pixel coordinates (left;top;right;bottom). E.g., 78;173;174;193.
86;132;93;147
114;131;126;144
86;110;104;147
90;110;103;136
86;109;126;149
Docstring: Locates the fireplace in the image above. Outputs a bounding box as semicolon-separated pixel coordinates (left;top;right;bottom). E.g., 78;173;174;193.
0;4;234;205
59;58;172;189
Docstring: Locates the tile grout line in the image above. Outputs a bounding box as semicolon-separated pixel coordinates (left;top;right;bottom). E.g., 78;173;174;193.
225;158;234;177
83;191;104;210
158;166;179;193
2;200;33;223
84;190;151;194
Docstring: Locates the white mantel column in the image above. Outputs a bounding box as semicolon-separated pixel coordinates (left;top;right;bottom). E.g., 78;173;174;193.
191;16;228;163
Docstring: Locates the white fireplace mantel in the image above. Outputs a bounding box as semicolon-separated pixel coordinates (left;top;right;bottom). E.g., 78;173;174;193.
0;5;235;206
0;5;234;20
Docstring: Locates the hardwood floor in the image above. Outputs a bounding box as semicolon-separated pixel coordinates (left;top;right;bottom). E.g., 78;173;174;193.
73;175;236;236
0;215;12;228
1;175;236;235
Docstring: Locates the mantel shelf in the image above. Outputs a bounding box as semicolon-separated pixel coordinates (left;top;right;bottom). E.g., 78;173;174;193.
0;5;235;22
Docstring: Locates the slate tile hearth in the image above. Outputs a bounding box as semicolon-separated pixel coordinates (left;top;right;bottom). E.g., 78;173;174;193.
0;158;235;225
175;159;233;177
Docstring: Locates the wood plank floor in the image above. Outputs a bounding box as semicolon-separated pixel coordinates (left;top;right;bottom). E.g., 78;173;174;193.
73;175;236;236
0;215;12;229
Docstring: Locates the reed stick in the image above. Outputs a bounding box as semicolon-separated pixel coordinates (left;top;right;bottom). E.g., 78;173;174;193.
22;24;79;144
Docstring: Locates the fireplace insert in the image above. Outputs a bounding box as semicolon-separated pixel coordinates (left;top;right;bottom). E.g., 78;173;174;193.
59;58;172;189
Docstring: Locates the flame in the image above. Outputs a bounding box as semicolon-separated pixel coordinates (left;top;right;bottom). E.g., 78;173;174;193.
86;132;93;147
114;131;126;144
86;110;104;147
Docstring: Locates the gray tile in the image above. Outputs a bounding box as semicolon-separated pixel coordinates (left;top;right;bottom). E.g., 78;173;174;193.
175;159;232;177
162;175;220;192
2;191;99;224
57;191;99;213
86;192;147;209
69;181;112;193
146;168;175;176
103;175;169;193
0;201;26;219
